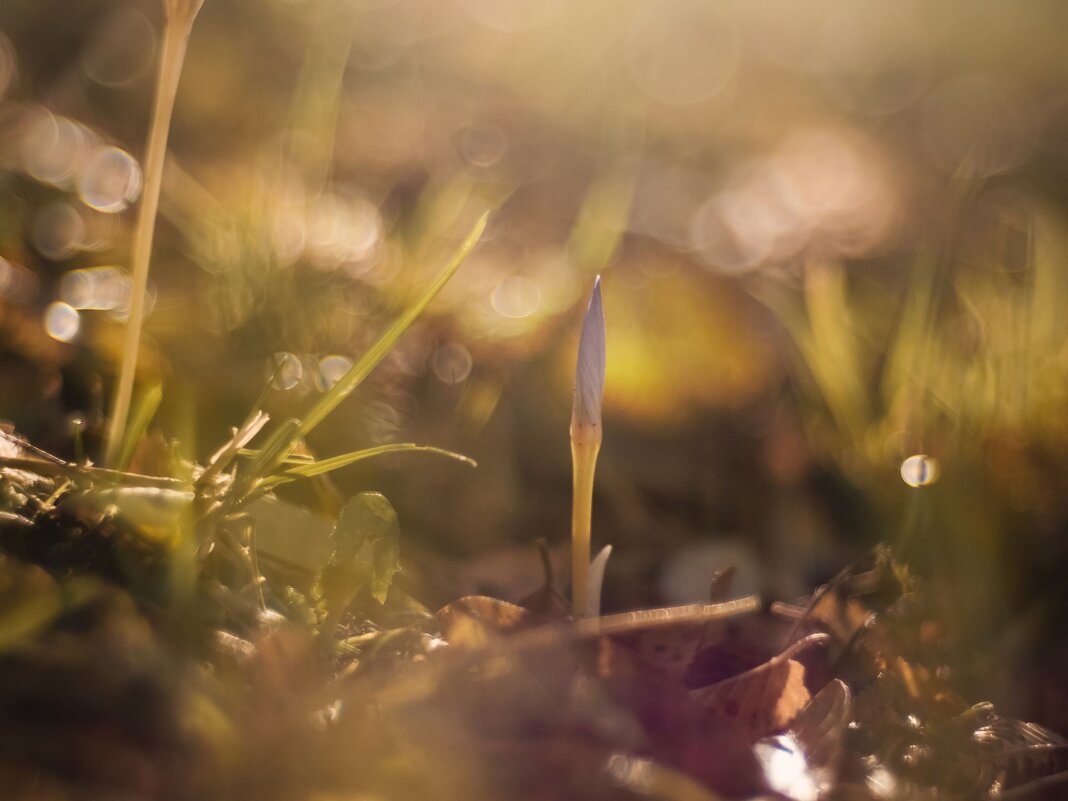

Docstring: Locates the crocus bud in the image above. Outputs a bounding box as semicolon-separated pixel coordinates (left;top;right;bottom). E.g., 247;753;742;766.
571;276;605;437
570;276;605;618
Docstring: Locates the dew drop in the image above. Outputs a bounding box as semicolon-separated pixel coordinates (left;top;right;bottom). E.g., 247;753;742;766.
44;301;81;342
66;412;87;434
268;352;303;390
316;354;352;391
900;454;939;487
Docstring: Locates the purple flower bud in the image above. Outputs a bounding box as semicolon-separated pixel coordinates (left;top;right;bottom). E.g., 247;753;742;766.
572;276;605;430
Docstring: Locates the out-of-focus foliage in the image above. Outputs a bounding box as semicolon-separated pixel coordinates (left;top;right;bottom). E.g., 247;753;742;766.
1;0;1068;759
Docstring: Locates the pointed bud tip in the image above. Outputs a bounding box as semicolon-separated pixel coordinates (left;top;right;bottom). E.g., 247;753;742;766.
573;277;606;429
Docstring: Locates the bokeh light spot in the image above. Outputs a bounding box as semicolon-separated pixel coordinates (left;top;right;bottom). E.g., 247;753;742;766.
456;123;507;168
901;454;940;488
32;202;86;260
0;257;39;304
43;301;81;342
77;146;143;213
21;110;93;188
305;193;381;270
82;8;156;87
754;736;819;801
491;275;541;319
432;342;473;385
59;266;131;311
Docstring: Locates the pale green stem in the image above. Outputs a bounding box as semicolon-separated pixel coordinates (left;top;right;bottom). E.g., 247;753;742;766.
570;422;601;618
105;11;198;467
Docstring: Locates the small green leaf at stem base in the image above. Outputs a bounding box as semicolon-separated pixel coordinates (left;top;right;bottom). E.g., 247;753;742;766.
330;492;401;605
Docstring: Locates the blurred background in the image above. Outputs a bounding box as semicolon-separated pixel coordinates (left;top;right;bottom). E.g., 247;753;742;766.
1;0;1068;732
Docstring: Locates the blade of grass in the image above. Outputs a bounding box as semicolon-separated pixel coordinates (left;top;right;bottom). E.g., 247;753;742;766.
242;418;301;481
236;449;314;464
197;410;270;488
249;212;488;479
569;167;637;272
104;1;204;467
114;382;163;473
198;358;285;489
0;455;191;490
799;263;868;442
300;213;487;435
281;443;475;479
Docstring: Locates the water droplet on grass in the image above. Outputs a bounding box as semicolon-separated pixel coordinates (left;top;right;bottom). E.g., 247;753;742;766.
66;412;87;434
316;354;352;391
268;352;303;390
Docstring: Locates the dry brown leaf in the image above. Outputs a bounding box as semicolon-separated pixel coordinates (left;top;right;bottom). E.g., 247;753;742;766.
691;656;810;740
436;595;530;649
612;622;724;684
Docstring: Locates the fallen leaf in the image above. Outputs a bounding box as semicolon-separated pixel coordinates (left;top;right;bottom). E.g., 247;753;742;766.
436;595;530;649
691;656;810;740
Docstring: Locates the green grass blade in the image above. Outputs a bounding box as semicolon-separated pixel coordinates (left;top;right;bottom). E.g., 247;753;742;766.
198;411;271;488
114;382;163;473
569;168;637;272
281;443;476;478
299;212;487;436
242;418;301;481
236;449;314;464
249;212;487;479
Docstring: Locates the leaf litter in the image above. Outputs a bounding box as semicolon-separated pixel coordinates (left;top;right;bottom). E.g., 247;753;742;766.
0;244;1064;800
3;423;1067;799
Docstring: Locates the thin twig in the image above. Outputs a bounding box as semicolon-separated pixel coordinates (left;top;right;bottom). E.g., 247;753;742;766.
0;455;192;490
